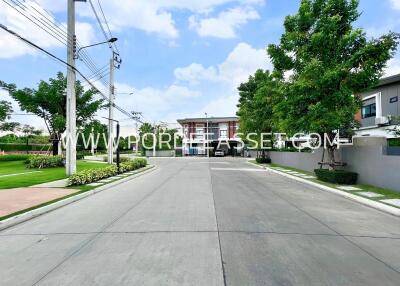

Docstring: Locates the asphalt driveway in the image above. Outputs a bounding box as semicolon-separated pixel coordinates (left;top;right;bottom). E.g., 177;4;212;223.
0;158;399;285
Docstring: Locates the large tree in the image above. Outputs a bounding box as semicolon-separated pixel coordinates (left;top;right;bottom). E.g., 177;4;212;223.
9;72;104;155
268;0;399;168
237;69;281;158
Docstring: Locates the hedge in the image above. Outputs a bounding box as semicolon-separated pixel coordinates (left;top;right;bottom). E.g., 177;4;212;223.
26;155;65;169
68;158;147;186
314;169;358;185
256;157;271;164
102;156;131;163
0;154;31;161
0;143;52;152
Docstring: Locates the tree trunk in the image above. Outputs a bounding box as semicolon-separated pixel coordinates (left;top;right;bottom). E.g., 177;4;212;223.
52;139;59;156
327;146;336;170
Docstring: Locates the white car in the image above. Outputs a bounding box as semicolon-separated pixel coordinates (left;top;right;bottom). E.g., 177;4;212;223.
215;149;225;157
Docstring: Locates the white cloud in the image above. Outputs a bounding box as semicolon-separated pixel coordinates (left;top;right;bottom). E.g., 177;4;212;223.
189;6;260;38
384;58;400;77
0;1;95;59
175;42;271;88
174;63;218;84
36;0;264;39
390;0;400;10
114;83;201;122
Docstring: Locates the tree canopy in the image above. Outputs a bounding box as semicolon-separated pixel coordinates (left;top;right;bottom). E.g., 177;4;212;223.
9;72;105;154
237;69;281;138
267;0;399;137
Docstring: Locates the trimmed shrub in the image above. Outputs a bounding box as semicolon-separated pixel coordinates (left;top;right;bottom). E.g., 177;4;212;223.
77;153;85;160
26;155;65;169
314;169;358;185
0;154;30;162
68;165;118;185
69;158;147;186
256;157;271;164
102;156;131;163
0;143;52;152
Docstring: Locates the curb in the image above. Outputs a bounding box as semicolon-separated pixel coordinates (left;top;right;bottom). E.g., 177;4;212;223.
0;165;157;232
247;161;400;217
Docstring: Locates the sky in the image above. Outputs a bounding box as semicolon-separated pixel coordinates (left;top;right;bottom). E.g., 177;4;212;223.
1;0;400;134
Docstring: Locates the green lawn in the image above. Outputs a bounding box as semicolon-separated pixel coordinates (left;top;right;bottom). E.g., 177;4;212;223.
250;160;400;203
0;160;106;189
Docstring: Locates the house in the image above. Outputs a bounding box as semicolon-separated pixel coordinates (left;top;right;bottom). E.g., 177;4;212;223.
177;116;242;156
355;74;400;139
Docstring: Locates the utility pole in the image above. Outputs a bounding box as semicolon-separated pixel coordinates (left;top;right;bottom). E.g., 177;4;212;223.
107;57;115;164
66;0;77;175
205;112;209;158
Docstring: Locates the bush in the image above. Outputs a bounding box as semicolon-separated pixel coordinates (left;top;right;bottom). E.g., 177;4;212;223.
256;157;271;164
69;158;147;186
102;156;131;163
0;154;30;161
0;143;52;152
77;153;85;160
26;155;65;169
314;169;358;185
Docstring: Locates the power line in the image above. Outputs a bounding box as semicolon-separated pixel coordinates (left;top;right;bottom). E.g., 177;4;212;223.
88;0;112;49
3;0;109;88
0;24;140;123
96;0;119;54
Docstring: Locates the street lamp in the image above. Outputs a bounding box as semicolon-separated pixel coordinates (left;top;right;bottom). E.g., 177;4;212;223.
75;37;118;59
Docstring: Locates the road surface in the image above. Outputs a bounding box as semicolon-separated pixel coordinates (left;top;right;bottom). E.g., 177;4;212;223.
1;158;400;285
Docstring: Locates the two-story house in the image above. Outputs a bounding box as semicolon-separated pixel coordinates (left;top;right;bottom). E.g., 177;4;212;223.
356;74;400;139
177;116;241;156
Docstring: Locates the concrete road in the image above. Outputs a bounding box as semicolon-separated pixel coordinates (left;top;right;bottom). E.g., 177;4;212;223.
1;158;400;285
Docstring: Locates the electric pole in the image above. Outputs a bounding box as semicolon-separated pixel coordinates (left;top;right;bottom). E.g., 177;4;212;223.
66;0;77;175
107;57;115;164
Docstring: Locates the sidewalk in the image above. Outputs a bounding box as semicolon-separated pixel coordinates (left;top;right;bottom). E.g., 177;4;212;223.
0;187;78;217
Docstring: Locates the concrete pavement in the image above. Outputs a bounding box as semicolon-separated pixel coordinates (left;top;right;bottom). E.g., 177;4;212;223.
0;157;399;285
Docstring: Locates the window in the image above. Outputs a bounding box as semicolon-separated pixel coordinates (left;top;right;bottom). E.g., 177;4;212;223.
220;130;227;138
362;103;376;119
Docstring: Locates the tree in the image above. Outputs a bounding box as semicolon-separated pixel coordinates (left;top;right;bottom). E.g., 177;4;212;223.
9;72;104;155
77;120;108;152
0;100;20;132
267;0;399;169
139;123;155;155
237;69;281;158
0;100;12;122
19;125;42;154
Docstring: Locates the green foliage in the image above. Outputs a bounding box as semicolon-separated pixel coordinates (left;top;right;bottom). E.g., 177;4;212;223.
268;0;399;137
0;100;12;122
68;158;147;186
314;169;358;185
139;123;181;153
256;157;272;164
0;100;20;132
77;120;108;151
0;154;30;161
237;69;281;140
0;143;51;152
8;72;105;154
388;138;400;147
0;134;49;144
26;155;65;169
102;156;131;163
